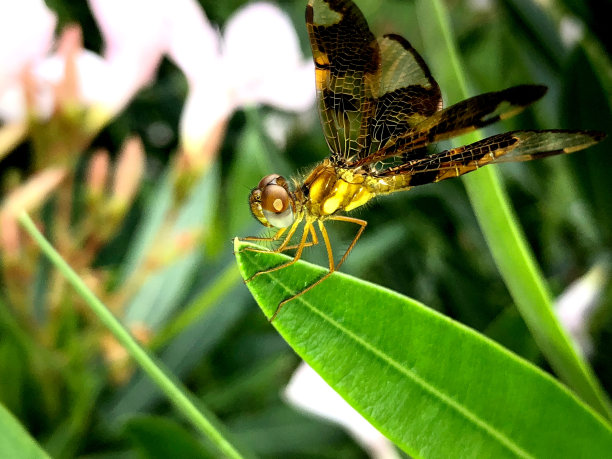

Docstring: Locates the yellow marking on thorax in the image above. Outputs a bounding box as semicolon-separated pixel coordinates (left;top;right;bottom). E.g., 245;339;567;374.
303;164;383;216
307;168;336;204
321;170;374;215
322;179;348;214
344;186;372;211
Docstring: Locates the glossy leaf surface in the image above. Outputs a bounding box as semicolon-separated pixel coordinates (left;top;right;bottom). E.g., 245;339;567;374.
235;240;612;457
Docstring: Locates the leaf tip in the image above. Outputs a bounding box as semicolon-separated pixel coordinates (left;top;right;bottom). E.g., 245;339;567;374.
232;236;241;254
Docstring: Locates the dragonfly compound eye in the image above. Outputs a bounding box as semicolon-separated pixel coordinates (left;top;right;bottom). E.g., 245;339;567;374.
261;184;290;213
258;174;281;189
260;181;294;228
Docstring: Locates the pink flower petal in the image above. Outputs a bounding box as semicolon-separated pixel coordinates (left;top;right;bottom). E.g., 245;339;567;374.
88;0;166;62
222;2;315;111
165;0;221;84
113;136;146;206
179;78;232;163
237;61;315;112
35;50;109;113
223;3;303;74
88;0;167;112
0;83;27;122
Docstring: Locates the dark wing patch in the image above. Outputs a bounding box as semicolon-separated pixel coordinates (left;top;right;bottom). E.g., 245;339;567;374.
306;0;380;162
373;130;605;189
306;0;444;165
366;34;442;157
353;85;548;167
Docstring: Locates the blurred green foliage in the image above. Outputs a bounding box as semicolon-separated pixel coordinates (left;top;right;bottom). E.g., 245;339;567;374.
1;0;611;457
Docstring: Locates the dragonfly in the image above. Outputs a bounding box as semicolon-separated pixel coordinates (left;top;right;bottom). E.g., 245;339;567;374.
240;0;605;321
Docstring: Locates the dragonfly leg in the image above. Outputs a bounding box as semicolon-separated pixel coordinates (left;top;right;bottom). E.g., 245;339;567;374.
238;226;288;252
269;216;367;322
239;216;316;255
245;220;312;283
327;215;367;271
283;224;318;251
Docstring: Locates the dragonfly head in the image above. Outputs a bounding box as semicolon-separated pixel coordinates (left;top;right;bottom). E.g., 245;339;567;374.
249;174;295;228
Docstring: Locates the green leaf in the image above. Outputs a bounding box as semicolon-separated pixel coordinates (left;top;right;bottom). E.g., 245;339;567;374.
0;403;50;459
19;212;245;459
415;0;612;421
234;240;612;457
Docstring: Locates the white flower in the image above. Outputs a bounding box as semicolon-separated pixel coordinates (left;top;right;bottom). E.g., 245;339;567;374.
0;0;56;91
559;15;584;49
0;0;56;122
0;0;167;127
1;0;315;163
86;0;167;124
222;3;314;111
175;2;315;163
285;362;399;459
555;263;608;357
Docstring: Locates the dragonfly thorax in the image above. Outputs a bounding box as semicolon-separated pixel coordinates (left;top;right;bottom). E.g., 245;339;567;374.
302;162;375;217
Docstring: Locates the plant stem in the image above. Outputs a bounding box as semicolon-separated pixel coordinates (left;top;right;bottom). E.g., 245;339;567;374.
423;0;612;421
18;211;245;459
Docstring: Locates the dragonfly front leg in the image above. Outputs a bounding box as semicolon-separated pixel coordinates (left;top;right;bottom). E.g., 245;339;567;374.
245;221;313;283
238;218;301;258
282;224;318;251
268;216;367;322
238;226;288;251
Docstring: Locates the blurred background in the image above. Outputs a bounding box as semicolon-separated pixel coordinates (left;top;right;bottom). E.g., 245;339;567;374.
0;0;610;457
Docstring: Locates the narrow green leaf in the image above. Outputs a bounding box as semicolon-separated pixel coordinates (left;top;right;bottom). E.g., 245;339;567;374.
417;0;612;420
105;283;249;421
235;240;612;458
116;168;173;286
18;212;244;459
463;162;612;420
0;403;50;459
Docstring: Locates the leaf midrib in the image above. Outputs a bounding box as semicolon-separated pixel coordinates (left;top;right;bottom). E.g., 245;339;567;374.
257;261;533;458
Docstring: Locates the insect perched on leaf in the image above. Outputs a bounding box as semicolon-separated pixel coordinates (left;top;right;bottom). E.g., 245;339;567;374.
240;0;605;321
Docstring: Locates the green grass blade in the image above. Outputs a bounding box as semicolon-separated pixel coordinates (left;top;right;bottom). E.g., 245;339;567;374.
235;240;612;457
18;212;244;459
463;165;612;419
418;0;612;421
